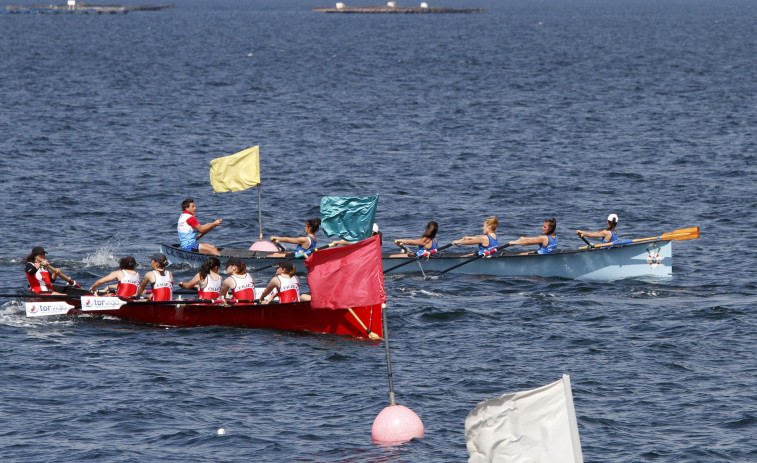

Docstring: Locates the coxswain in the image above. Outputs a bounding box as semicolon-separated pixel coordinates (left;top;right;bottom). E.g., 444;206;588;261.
269;218;320;258
89;256;140;297
452;217;499;257
219;257;255;301
178;257;222;300
136;253;173;301
509;217;558;254
258;259;311;304
24;246;79;295
391;221;439;258
576;213;619;244
177;198;223;255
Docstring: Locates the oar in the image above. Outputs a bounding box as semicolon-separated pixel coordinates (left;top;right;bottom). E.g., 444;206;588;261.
439;243;512;275
578;234;594;249
393;240;413;254
0;293;82;300
578;227;700;250
383;243;455;274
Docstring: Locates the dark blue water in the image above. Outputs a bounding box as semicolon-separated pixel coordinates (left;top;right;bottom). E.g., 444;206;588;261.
2;0;756;461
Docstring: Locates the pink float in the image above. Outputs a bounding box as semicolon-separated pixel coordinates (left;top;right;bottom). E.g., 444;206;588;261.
249;241;279;251
371;404;424;443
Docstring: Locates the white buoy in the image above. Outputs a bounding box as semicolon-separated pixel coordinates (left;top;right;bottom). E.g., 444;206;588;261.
336;2;345;8
217;428;226;435
420;2;428;7
387;1;397;7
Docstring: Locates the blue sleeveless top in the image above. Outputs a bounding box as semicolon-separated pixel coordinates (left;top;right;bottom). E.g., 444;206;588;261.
602;230;618;243
415;238;438;257
477;234;499;255
537;234;558;254
295;236;317;257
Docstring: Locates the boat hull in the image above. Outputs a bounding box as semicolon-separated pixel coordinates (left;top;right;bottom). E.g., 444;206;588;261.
85;300;383;339
163;240;673;281
386;240;674;281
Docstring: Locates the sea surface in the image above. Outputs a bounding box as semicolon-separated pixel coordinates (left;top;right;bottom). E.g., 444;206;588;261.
1;0;756;461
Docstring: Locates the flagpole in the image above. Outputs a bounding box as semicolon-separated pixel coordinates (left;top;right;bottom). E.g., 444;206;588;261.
381;302;396;406
257;184;263;242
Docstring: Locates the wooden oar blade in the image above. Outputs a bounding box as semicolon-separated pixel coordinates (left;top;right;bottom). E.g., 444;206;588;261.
661;227;700;241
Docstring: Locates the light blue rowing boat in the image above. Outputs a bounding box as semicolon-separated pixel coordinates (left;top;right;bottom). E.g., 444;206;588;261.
161;227;697;281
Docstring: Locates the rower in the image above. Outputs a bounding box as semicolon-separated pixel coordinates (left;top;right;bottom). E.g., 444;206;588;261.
89;256;140;297
452;217;499;257
258;259;311;304
331;223;383;247
390;221;439;258
24;246;79;295
136;253;173;301
178;257;222;300
269;218;320;258
509;217;558;254
219;257;255;301
576;214;619;245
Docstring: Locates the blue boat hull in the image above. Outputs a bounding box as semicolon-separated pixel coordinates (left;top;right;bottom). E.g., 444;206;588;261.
161;240;673;281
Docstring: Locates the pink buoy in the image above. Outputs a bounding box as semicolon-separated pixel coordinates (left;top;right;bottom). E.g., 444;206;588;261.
371;404;424;443
249;241;279;251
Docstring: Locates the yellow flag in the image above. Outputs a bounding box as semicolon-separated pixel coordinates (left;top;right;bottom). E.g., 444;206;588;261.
209;146;261;193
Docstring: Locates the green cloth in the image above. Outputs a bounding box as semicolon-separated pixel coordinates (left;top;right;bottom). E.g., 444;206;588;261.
320;195;379;242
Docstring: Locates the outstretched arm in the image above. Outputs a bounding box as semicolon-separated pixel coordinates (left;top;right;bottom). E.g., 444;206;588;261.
396;237;431;247
509;235;548;247
195;219;223;239
270;236;309;246
453;235;488;246
576;229;611;241
90;270;121;293
259;277;280;304
179;273;202;290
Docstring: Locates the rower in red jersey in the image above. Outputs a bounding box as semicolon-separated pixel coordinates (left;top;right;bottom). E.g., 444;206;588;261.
24;246;79;295
135;253;173;301
258;259;311;304
178;257;222;300
220;257;255;301
89;256;141;297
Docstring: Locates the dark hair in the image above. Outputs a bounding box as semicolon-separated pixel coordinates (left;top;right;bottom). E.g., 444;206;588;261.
544;217;557;235
234;261;247;274
119;256;136;270
25;246;46;263
199;257;221;280
152;255;169;269
423;221;438;239
606;218;617;230
306;218;321;233
181;198;194;210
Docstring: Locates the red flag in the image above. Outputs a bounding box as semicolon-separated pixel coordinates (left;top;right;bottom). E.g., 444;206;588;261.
304;235;386;309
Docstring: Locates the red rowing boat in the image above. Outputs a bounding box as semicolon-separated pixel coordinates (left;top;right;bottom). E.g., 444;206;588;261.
25;289;383;339
84;298;384;339
23;236;387;340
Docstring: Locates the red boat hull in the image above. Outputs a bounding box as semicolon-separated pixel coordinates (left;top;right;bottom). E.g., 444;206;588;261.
85;300;384;339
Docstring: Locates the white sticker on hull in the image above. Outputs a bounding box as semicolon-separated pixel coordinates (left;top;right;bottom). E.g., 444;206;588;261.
25;301;74;317
81;296;128;311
